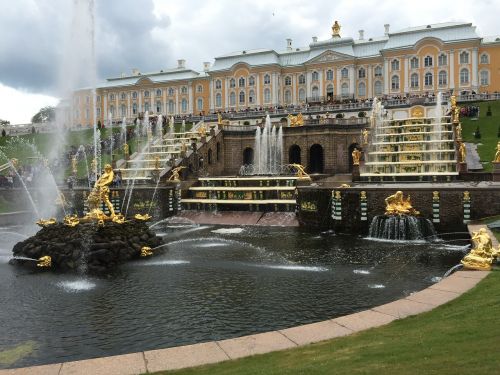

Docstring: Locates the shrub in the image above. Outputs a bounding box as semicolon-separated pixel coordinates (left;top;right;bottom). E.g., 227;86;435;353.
474;125;481;139
486;105;492;116
335;113;344;119
358;111;366;118
1;129;6;137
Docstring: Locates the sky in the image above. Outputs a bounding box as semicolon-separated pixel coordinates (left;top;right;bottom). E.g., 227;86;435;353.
0;0;499;124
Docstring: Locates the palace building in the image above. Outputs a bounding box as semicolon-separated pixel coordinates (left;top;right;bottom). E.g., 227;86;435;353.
72;21;500;127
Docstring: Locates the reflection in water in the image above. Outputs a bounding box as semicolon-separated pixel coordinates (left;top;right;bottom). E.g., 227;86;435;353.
0;224;464;369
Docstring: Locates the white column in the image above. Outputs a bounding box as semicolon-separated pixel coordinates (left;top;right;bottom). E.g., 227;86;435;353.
472;47;479;89
175;88;179;115
449;50;455;90
318;71;323;98
292;74;297;104
383;58;389;95
404;56;409;93
368;65;373;97
348;65;355;96
188;84;193;114
256;74;260;106
336;69;341;96
307;71;312;98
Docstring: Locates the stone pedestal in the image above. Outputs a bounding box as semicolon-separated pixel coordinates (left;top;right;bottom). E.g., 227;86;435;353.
352;165;360;182
458;162;468;174
493;162;500;182
209;125;216;137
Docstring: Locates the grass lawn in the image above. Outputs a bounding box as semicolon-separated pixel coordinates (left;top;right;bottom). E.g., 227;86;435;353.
460;100;500;171
154;270;500;375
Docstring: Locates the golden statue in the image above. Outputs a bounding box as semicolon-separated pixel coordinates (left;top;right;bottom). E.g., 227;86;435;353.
288;113;304;127
450;95;457;108
360;191;367;200
37;256;51;268
362;129;369;145
385;191;420;216
217;113;223;126
181;142;188;153
197;124;207;137
72;155;78;174
288;164;310;180
63;215;80;227
455;123;462;140
36;218;56;227
493;141;500;162
10;158;18;169
332;20;341;37
86;164;115;219
334;191;341;200
461;228;496;270
112;214;126;224
432;191;439;202
135;213;152;221
340;183;351;188
352;148;362;166
458;142;467;163
123;143;129;157
463;191;471;202
140;246;153;257
169;166;186;181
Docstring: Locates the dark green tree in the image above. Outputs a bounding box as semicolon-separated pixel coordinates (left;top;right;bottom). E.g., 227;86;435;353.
0;119;10;126
31;106;55;123
474;125;481;139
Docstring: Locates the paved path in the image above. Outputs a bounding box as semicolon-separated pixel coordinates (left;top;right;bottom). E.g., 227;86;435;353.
465;142;483;171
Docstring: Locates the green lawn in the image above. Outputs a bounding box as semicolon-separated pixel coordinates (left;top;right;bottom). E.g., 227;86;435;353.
154;270;500;375
460;100;500;171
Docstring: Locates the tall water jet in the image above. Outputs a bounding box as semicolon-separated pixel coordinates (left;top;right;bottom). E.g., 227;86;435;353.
156;114;163;139
253;115;283;175
120;117;127;145
181;120;186;134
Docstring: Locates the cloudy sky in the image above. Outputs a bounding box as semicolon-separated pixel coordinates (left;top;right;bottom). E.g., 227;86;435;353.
0;0;499;124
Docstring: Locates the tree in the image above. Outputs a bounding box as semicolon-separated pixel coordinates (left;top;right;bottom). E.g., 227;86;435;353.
1;129;6;137
0;119;10;126
31;106;55;123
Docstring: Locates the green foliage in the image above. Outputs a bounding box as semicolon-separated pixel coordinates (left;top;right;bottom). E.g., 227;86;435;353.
474;126;481;139
0;119;10;126
358;111;366;118
31;106;55;123
335;113;344;119
486;105;492;116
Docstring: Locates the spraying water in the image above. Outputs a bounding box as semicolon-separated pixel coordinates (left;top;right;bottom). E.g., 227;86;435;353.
253;115;283;174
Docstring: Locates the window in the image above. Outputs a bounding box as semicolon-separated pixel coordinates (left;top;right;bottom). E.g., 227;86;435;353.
480;70;489;85
181;86;187;94
215;93;222;108
312;71;319;81
459;51;469;64
121;104;126;116
96;95;101;102
391;59;400;71
298;88;305;102
156;101;162;113
284;90;291;104
264;88;271;103
168;88;174;96
238;77;245;87
230;92;236;106
197;98;203;111
249;90;255;103
438;54;447;66
298;74;306;84
341;68;348;79
374;80;382;95
460;68;469;84
121;92;126;100
133;103;137;114
326;84;334;95
181;98;187;112
424;72;433;86
144;102;150;112
410;57;419;69
264;74;271;84
391;75;400;90
168;100;174;113
358;67;366;79
424;55;433;67
110;105;115;116
196;85;203;93
144;91;149;98
230;78;236;88
326;69;334;80
215;80;222;89
480;53;489;64
285;76;292;86
374;66;382;77
156;89;162;97
438;70;447;86
239;91;245;104
358;82;366;96
86;96;90;104
110;93;115;101
96;108;101;117
341;83;349;96
410;73;419;88
249;76;255;86
312;86;319;100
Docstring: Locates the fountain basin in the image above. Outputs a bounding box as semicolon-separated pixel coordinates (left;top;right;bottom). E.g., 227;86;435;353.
368;215;437;241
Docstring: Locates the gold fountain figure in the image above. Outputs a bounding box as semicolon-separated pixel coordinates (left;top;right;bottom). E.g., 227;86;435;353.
134;213;152;221
36;218;57;227
352;148;362;166
384;191;420;216
362;129;369;145
332;20;341;37
140;246;153;257
455;122;462;141
450;95;460;124
37;256;52;268
288;113;304;127
85;163;115;220
123;143;129;157
217;113;223;126
63;214;80;227
169;166;186;181
288;164;311;180
493;141;500;162
461;228;497;271
458;142;467;163
197;124;207;137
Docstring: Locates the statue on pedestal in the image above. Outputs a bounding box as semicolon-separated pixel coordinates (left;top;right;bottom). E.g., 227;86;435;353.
169;166;186;181
459;142;467;163
461;228;497;270
332;20;341;37
493;141;500;162
362;129;369;145
352;148;361;166
86;164;115;219
455;123;462;141
384;191;419;216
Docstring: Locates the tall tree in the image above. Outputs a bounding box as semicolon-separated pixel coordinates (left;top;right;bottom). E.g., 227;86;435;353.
0;119;10;126
31;106;55;123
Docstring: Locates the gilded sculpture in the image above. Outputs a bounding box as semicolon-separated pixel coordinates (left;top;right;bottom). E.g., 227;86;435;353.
362;129;369;145
217;113;223;126
493;141;500;162
288;164;310;180
169;166;186;181
461;228;497;271
352;148;361;166
384;191;420;216
63;215;80;227
37;256;52;268
288;113;304;127
458;142;467;163
86;164;115;219
332;20;341;37
455;123;462;140
123;143;129;157
36;218;57;227
140;246;153;257
135;213;152;221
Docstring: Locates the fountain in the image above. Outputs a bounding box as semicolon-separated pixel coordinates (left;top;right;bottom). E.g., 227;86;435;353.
253;115;283;175
461;228;499;270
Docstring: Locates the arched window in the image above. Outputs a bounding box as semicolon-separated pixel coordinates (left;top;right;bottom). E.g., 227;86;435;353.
410;73;419;88
132;91;138;99
132;103;137;115
109;105;115;117
156;89;162;97
181;98;187;112
391;75;400;90
358;82;366;96
460;51;469;64
341;68;348;79
358;67;366;79
480;53;489;64
438;54;447;66
424;72;433;86
238;77;245;87
156;101;162;113
410;57;419;69
326;69;334;80
121;92;126;100
391;59;400;71
312;71;319;81
298;74;306;84
145;102;150;112
424;55;433;67
289;145;301;164
243;147;254;165
168;88;174;96
326;84;334;98
248;76;255;86
215;93;222;107
298;88;305;102
215;80;222;89
341;83;349;96
284;76;292;86
239;91;245;104
208;149;213;165
230;92;236;106
168;100;174;113
374;81;382;95
96;108;101;117
110;93;115;101
230;78;236;88
249;90;255;104
308;144;324;173
438;70;447;86
264;74;271;84
197;98;203;111
374;66;382;77
284;89;291;104
196;85;203;93
85;108;89;119
144;91;150;98
121;104;126;117
460;68;469;84
312;86;319;100
480;70;489;85
264;88;271;103
181;86;187;94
